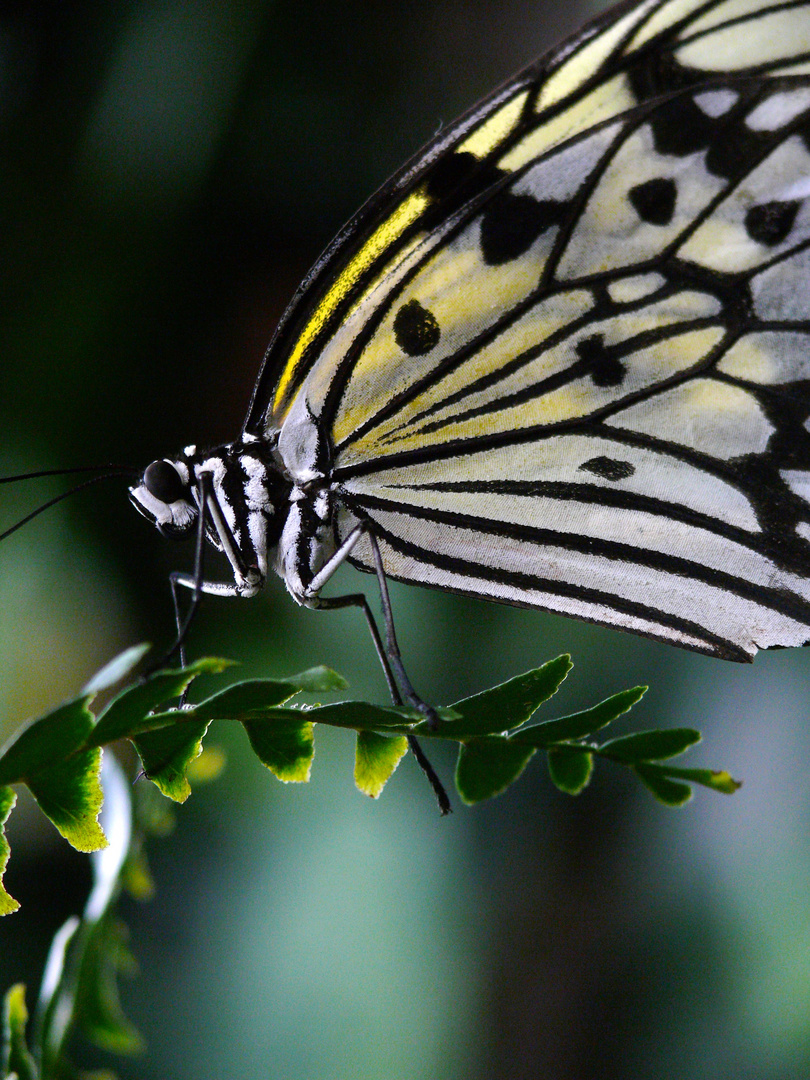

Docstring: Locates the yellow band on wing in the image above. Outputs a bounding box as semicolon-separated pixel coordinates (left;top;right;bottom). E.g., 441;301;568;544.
272;188;431;416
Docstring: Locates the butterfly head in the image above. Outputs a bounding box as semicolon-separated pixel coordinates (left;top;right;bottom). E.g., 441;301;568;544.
129;456;197;539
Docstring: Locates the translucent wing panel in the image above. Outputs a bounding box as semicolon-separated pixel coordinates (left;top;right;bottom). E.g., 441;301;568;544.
676;7;810;71
337;306;726;463
255;0;810;432
299;81;810;473
337;436;810;659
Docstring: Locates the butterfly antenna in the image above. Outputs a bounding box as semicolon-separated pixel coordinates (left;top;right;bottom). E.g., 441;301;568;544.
0;467;139;542
0;464;138;485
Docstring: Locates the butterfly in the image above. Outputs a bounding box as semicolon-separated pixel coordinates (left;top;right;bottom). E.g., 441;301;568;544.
116;0;810;721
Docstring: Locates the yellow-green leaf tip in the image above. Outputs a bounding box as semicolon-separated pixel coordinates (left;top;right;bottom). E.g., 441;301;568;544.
355;731;409;799
709;770;742;794
0;787;19;915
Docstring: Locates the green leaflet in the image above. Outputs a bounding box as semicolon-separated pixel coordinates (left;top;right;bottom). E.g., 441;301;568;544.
0;787;18;916
89;657;231;746
354;731;409;798
188;667;347;721
633;763;694;807
244;715;315;783
651;765;741;795
2;984;37;1080
0;698;95;786
424;655;572;740
132;722;210;803
600;728;701;762
26;748;107;853
273;700;427;731
73;915;144;1056
0;697;107;853
511;686;647;746
547;746;594;795
456;737;536;805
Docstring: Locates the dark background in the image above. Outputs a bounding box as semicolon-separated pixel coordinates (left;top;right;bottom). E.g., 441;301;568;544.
2;2;810;1077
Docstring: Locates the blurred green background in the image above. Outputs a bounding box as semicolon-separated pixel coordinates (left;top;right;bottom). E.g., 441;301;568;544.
3;1;810;1077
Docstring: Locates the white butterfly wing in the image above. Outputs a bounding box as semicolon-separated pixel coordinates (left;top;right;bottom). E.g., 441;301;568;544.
264;1;810;659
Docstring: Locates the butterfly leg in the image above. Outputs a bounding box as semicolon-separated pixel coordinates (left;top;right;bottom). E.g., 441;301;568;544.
366;531;443;731
312;590;450;814
168;572;193;671
143;485;210;677
305;521;441;727
364;537;452;816
303;521;450;813
311;591;400;702
147;473;261;678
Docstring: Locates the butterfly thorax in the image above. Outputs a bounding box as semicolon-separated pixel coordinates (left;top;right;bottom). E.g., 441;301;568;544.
129;438;298;597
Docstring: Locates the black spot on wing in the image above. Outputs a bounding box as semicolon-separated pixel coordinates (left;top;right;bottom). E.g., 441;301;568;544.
423;152;507;223
424;151;480;200
479;192;566;265
626;70;788;182
393;299;441;356
579;456;636;481
745;200;801;246
628;177;677;225
577;335;626;388
651;98;767;179
645;94;718;157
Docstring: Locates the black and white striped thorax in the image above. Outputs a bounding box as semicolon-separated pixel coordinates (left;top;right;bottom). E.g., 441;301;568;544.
128;435;341;605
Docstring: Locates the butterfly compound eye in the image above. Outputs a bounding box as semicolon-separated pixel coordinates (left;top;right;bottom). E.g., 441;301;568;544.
143;460;187;504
